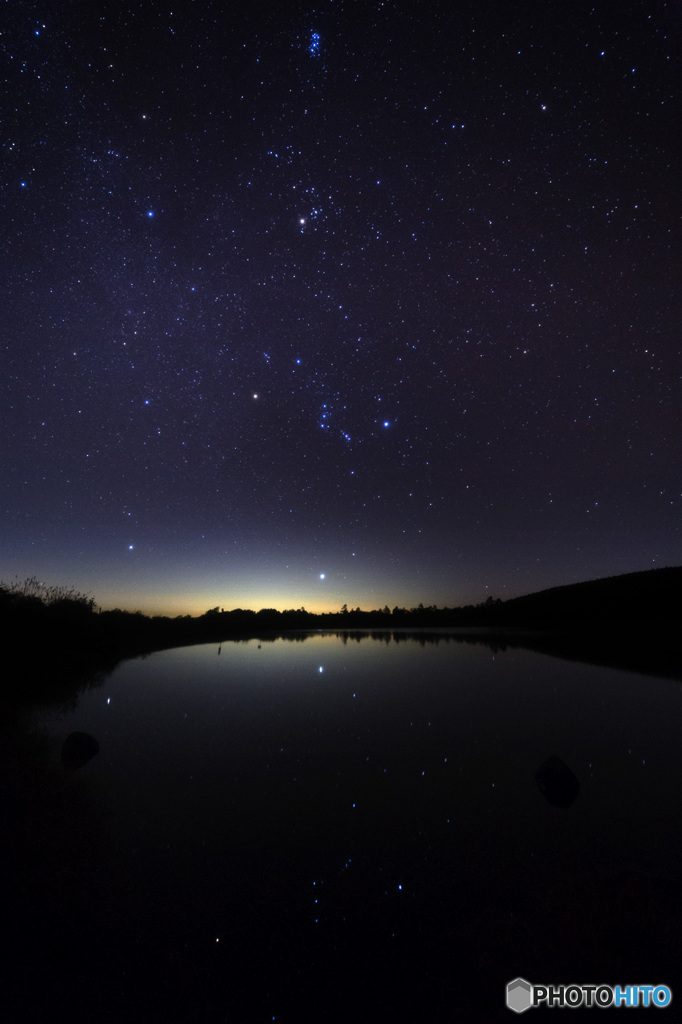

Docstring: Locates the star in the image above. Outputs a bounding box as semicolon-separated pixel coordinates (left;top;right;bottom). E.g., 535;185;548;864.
1;0;675;616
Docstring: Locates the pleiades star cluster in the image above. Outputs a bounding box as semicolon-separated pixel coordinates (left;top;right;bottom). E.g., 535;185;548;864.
1;0;678;614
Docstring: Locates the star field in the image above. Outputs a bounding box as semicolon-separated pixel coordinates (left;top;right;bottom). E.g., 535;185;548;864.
1;0;679;614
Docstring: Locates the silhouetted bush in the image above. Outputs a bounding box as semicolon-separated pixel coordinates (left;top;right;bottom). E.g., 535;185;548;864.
3;568;681;705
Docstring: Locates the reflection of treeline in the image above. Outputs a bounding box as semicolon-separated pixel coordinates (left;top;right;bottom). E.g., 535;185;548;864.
0;589;521;667
3;566;681;701
3;565;681;644
0;587;491;657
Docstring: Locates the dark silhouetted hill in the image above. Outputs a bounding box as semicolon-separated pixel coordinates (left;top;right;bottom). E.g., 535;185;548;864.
2;567;680;703
487;566;681;628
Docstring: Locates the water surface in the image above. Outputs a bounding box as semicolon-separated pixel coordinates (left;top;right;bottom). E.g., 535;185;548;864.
6;633;682;1021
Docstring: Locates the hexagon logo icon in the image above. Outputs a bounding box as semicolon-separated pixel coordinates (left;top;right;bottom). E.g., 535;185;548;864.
507;977;533;1013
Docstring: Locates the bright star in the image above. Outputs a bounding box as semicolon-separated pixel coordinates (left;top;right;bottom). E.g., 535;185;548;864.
319;573;326;579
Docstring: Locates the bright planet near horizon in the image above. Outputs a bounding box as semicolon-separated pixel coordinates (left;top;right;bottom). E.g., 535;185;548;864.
0;0;678;617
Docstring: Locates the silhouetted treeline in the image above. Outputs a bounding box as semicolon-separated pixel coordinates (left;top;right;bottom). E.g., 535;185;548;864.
2;567;681;702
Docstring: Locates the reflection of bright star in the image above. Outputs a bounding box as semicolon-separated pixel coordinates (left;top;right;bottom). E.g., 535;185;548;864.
319;573;326;579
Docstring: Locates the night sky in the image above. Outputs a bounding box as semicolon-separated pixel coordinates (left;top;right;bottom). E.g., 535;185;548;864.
1;0;679;615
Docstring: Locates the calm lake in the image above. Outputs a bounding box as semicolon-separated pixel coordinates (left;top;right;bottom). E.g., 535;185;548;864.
5;632;682;1021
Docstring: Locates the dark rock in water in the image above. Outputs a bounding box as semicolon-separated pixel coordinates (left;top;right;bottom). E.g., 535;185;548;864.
535;755;580;808
61;731;100;770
